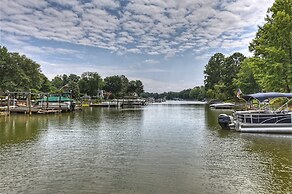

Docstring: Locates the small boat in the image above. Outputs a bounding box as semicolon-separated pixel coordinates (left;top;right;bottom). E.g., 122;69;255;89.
210;102;235;109
218;92;292;133
35;96;75;111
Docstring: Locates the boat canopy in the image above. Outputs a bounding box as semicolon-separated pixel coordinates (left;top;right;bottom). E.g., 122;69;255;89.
37;96;73;102
242;92;292;102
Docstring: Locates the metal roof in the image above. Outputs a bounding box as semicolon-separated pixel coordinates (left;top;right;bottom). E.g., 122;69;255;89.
242;92;292;102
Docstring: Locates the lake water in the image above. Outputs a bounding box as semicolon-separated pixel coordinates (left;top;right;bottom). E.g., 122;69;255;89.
0;102;291;194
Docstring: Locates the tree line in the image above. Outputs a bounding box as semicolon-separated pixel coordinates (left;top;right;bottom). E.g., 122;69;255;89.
51;73;144;99
0;45;206;101
204;0;292;100
0;46;144;99
142;86;206;101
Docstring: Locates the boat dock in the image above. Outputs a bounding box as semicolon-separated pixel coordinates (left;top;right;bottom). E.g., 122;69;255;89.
9;107;62;114
1;91;76;115
89;99;147;108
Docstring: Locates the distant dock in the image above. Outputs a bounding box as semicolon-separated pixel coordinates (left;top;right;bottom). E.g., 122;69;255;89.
89;99;147;108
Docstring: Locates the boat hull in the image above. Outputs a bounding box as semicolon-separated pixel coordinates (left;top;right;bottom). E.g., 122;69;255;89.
236;123;292;134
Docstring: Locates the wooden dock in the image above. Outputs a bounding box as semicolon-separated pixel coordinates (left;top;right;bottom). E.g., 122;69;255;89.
90;99;147;108
9;107;62;114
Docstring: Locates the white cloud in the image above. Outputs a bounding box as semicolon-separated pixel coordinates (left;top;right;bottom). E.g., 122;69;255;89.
1;0;274;58
143;59;160;65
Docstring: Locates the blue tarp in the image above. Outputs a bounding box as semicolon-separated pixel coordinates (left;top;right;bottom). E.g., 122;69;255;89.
242;92;292;102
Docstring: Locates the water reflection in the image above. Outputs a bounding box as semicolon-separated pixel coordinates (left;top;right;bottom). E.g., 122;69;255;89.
0;115;48;145
0;104;291;193
239;133;292;193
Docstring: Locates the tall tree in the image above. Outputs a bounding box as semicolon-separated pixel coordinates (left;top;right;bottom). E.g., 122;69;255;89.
204;53;225;91
39;74;52;93
222;52;246;97
68;74;80;83
128;80;144;96
51;75;63;89
68;80;80;99
79;72;103;96
234;58;261;94
120;75;129;97
189;86;206;101
0;46;44;92
103;75;123;97
249;0;292;92
204;52;246;100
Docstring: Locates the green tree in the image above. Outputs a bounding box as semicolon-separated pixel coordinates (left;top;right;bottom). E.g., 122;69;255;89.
51;75;63;89
127;80;144;96
68;80;80;99
79;72;103;96
120;75;129;97
68;74;80;83
204;52;246;100
222;52;246;97
189;86;206;101
249;0;292;92
179;89;191;99
39;74;52;93
134;80;144;96
204;53;225;92
103;75;123;97
0;46;44;92
234;58;261;94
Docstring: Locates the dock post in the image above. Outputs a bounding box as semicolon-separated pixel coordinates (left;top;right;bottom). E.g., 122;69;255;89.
46;93;49;109
28;92;32;115
7;93;10;115
59;95;61;111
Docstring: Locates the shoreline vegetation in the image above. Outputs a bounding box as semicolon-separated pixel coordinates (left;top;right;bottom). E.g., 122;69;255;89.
0;0;291;109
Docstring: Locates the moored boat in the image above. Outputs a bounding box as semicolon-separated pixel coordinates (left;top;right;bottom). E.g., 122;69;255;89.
210;102;235;109
218;92;292;133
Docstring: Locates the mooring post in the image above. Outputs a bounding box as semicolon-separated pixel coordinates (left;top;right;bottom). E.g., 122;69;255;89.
7;93;10;115
46;93;49;109
59;95;61;110
28;92;32;115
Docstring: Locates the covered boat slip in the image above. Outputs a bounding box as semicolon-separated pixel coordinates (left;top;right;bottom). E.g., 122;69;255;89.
2;92;76;114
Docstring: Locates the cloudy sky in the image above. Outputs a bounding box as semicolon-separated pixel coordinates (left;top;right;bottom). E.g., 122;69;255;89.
0;0;274;92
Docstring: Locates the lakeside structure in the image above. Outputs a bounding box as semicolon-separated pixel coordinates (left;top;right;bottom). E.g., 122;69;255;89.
89;98;147;108
0;91;149;115
0;92;75;115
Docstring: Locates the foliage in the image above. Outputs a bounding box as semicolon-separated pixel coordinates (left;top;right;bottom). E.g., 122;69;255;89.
204;53;225;91
141;86;206;101
127;80;144;96
248;0;292;92
234;58;261;94
51;75;63;89
204;52;246;100
103;75;123;98
79;72;103;97
120;75;129;96
222;52;246;97
189;86;206;101
68;80;80;99
0;46;45;92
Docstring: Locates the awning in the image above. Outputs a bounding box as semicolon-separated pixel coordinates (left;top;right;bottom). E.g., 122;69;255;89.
242;92;292;102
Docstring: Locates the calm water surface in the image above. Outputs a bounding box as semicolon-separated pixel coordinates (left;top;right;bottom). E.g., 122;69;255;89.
0;102;291;194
